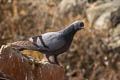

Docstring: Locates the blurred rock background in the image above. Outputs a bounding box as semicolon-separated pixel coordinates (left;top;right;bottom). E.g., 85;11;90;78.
0;0;120;80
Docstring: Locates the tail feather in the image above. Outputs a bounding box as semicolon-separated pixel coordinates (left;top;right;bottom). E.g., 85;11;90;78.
8;41;40;51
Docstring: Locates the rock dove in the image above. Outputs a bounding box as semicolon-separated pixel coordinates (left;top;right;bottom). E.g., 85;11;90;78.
10;20;84;65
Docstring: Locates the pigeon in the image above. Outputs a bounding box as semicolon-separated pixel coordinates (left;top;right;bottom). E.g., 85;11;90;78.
10;20;84;65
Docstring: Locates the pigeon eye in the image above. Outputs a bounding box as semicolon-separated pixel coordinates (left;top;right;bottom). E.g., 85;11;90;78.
80;22;84;27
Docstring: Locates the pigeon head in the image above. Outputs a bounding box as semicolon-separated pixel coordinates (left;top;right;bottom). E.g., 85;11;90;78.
59;20;84;36
72;20;84;30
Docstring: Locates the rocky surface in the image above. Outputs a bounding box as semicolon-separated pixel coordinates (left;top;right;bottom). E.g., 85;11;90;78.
56;0;87;18
0;45;64;80
86;0;120;30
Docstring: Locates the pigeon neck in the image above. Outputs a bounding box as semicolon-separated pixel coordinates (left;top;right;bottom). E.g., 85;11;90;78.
60;24;78;36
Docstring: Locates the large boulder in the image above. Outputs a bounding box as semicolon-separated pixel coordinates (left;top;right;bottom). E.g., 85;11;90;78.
0;45;65;80
56;0;87;18
86;0;120;30
108;7;120;51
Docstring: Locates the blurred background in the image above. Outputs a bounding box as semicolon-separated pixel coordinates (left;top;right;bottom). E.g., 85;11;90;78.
0;0;120;80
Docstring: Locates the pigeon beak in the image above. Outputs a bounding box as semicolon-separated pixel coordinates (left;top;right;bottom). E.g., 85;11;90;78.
81;26;84;29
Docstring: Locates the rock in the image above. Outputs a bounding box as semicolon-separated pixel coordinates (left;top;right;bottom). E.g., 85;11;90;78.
56;0;87;18
108;24;120;51
107;7;120;52
0;45;65;80
86;0;120;30
110;7;120;28
0;71;13;80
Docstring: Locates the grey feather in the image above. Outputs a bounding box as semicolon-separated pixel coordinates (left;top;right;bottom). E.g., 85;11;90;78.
42;32;65;51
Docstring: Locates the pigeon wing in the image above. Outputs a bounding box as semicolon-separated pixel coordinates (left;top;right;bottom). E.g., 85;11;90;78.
42;32;65;51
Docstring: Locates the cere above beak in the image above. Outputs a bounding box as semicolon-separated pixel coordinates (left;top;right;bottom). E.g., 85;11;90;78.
80;22;84;27
80;22;84;29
